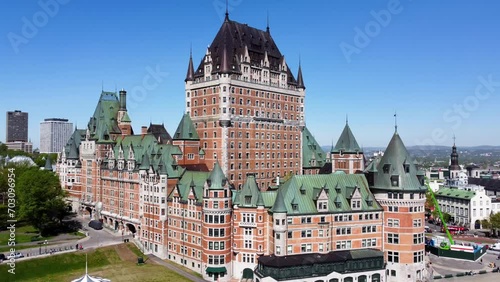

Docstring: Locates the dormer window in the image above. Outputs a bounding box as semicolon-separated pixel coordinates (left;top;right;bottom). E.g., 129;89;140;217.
245;196;251;205
335;202;341;209
391;175;399;187
383;164;391;174
318;201;328;211
367;200;373;207
403;163;410;173
300;186;306;195
292;203;298;211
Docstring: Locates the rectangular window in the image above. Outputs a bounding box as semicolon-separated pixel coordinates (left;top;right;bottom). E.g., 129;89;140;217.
388;233;399;244
388;251;399;263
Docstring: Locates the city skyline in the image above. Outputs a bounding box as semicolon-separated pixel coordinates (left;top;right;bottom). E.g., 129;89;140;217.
1;0;500;148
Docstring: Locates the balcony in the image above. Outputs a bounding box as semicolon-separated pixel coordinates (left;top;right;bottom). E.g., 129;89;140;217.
239;221;257;228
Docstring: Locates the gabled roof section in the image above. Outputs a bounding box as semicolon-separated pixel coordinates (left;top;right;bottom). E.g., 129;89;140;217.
173;113;199;140
207;161;227;190
87;91;121;142
302;127;326;169
270;174;382;214
64;129;86;159
371;132;426;192
170;170;211;203
147;123;172;144
333;123;361;153
194;17;298;86
236;174;263;208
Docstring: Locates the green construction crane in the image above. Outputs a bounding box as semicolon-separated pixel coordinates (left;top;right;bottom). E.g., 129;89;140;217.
426;181;454;249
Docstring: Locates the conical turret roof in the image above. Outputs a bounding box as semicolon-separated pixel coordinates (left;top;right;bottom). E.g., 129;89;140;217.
372;132;425;192
333;123;361;153
173;113;199;140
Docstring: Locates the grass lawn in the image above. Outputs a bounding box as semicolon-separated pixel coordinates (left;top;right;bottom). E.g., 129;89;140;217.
0;224;53;246
0;244;193;282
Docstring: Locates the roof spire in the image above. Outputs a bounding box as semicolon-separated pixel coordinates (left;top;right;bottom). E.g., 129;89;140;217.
85;253;88;274
225;0;229;22
346;114;348;125
453;133;456;146
296;56;305;89
185;45;194;82
266;10;270;33
394;111;398;133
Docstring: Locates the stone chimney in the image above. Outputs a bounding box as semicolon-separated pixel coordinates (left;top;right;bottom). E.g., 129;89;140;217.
141;126;147;137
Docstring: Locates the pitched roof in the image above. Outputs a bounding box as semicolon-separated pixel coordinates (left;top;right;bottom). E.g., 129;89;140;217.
173;113;199;140
147;123;172;144
436;187;476;200
302;127;326;169
87;91;121;142
64;129;86;159
371;132;425;192
235;174;263;208
193;17;298;86
170;170;211;203
207;161;227;190
333;123;361;153
44;157;53;171
271;173;381;214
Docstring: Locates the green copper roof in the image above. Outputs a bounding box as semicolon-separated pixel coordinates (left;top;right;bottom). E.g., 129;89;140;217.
235;174;263;208
333;123;361;153
109;134;183;178
207;161;226;189
44;157;53;171
302;127;326;169
271;188;287;213
87;91;121;142
436;187;476;200
170;170;211;203
121;112;131;123
270;173;382;214
173;113;199;140
64;129;86;159
371;132;426;192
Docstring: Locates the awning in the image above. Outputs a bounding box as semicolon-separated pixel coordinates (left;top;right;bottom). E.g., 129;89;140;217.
206;266;227;274
242;268;254;279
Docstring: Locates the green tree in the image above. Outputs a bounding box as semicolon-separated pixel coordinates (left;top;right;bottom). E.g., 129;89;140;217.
34;153;57;167
481;218;491;230
442;212;451;224
17;167;68;236
490;212;500;236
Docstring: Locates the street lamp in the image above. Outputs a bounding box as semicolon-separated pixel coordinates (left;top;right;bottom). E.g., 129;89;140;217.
38;242;43;255
44;240;48;253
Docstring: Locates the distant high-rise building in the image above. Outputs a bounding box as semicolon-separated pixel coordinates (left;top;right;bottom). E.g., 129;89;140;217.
40;118;73;154
6;110;28;142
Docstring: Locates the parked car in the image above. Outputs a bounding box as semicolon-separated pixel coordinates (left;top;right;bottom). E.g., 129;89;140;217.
7;252;24;259
0;253;6;262
88;220;103;230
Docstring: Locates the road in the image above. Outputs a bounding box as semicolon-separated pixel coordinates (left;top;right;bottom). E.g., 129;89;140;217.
5;216;125;259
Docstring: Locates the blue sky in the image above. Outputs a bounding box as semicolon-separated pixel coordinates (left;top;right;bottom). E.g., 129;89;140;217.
1;0;500;149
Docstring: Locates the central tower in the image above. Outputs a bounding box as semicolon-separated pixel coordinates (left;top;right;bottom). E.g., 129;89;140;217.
185;13;306;189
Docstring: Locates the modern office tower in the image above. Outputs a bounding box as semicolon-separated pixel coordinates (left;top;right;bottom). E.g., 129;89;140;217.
6;110;28;142
40;118;74;153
